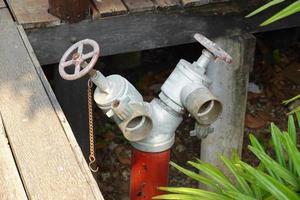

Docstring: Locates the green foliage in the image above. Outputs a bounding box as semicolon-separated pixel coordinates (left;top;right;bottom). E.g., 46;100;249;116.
246;0;300;26
154;111;300;200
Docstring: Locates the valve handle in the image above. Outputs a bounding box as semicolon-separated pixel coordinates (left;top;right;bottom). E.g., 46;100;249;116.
59;39;100;80
194;33;232;64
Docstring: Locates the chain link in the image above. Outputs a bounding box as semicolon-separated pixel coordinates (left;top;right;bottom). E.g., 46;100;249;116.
87;79;99;173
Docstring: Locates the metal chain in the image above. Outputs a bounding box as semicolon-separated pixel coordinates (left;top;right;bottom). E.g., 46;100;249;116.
87;79;99;173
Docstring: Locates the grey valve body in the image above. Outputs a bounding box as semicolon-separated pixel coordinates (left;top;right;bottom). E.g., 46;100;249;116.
93;49;224;152
58;34;232;153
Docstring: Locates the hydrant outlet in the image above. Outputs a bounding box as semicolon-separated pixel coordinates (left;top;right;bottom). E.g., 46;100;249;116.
182;86;222;125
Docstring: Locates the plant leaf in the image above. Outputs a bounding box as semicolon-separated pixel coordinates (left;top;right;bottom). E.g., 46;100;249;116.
296;112;300;128
280;132;300;177
241;162;300;200
288;115;297;173
220;155;254;196
283;94;300;105
223;191;257;200
249;134;265;152
188;160;238;192
249;134;276;178
169;161;220;191
157;187;231;200
249;146;300;190
246;0;285;18
261;0;300;26
153;194;205;200
270;123;286;168
288;106;300;115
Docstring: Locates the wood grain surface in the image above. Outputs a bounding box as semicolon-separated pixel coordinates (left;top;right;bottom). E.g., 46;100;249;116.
6;0;60;28
92;0;127;18
0;8;103;199
0;114;28;200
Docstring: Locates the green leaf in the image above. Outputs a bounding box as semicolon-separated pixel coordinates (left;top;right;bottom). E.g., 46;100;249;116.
288;106;300;115
188;160;238;192
241;162;300;200
220;155;254;196
157;187;231;200
249;134;265;152
169;161;220;191
223;191;257;200
288;115;297;145
270;123;286;168
249;146;300;190
249;134;276;178
296;112;300;128
261;0;300;26
288;115;297;173
283;94;300;105
246;0;285;18
153;194;204;200
280;132;300;177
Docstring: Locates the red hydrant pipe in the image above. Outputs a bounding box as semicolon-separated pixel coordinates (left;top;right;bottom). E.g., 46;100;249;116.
130;148;170;200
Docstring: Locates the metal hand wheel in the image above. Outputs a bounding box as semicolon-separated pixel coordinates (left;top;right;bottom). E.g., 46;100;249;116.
59;39;100;80
194;33;232;64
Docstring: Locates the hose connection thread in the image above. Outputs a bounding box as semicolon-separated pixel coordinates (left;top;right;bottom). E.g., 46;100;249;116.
181;86;222;125
110;100;153;142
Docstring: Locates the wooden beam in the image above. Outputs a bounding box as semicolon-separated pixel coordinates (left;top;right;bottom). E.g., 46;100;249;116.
201;33;256;177
153;0;181;8
0;8;103;199
181;0;229;6
122;0;156;12
0;114;28;200
92;0;127;18
0;0;6;8
6;0;60;29
26;9;300;65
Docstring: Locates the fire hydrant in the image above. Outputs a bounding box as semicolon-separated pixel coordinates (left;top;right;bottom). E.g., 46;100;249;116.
58;33;232;200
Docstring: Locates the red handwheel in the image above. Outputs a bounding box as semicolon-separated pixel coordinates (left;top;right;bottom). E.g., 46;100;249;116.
130;148;170;200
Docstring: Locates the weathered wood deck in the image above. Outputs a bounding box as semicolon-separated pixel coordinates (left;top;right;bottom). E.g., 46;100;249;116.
5;0;300;65
0;5;103;199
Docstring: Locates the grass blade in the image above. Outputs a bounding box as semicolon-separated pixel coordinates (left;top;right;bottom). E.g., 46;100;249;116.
169;161;220;191
223;191;257;200
153;194;205;200
261;0;300;26
249;134;276;178
288;115;297;146
220;155;254;196
280;132;300;177
288;115;297;173
249;146;300;190
157;187;231;200
246;0;285;18
283;95;300;105
296;112;300;128
241;163;300;200
188;160;238;192
270;123;286;168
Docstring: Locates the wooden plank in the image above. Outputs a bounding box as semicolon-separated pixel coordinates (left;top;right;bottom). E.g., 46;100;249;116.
181;0;229;6
153;0;181;8
0;0;6;8
92;0;127;18
122;0;156;12
201;34;256;177
17;25;104;199
0;114;28;200
0;8;103;199
6;0;60;28
26;8;300;65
